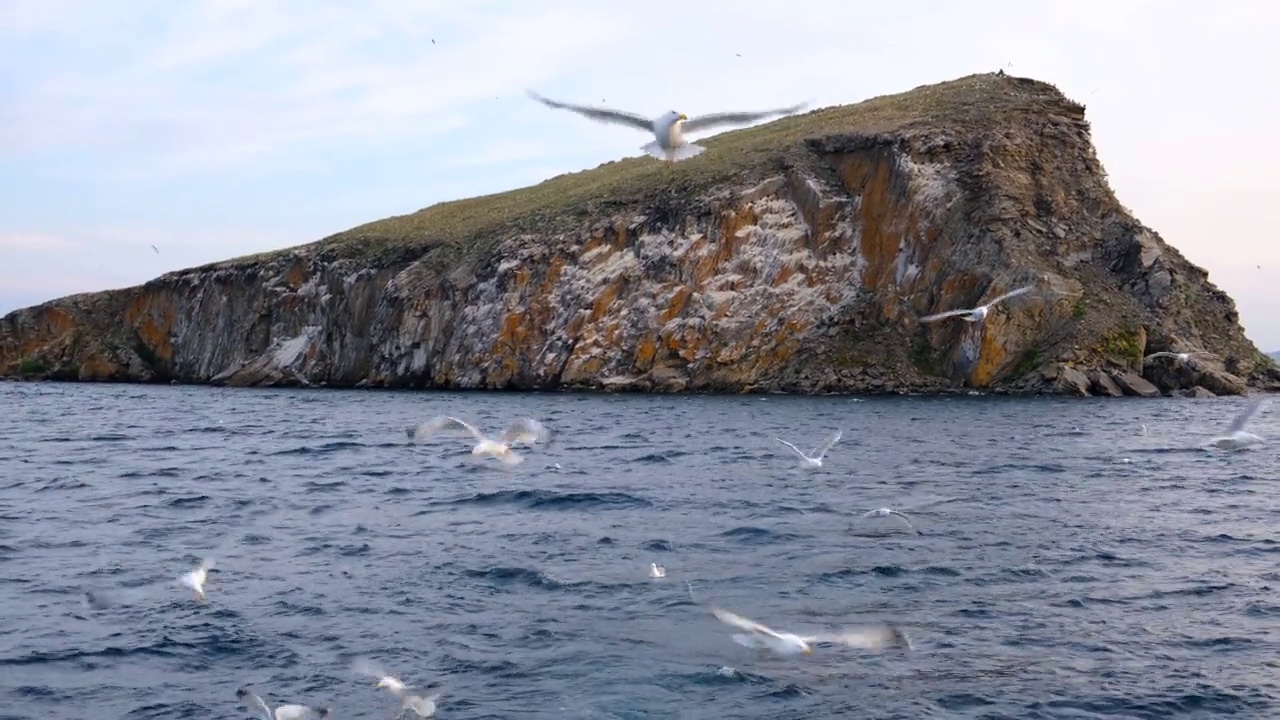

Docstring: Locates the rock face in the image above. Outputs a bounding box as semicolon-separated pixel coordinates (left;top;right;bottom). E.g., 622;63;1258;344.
3;73;1278;397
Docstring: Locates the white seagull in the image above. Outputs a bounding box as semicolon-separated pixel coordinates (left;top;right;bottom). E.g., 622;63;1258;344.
1143;350;1219;364
1207;396;1266;451
527;91;807;167
650;562;666;579
919;284;1036;324
406;415;551;466
353;657;446;718
710;606;911;657
179;557;213;603
776;430;842;469
236;687;331;720
861;507;919;534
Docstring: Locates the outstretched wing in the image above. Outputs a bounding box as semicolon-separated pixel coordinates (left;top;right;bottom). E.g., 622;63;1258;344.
1226;396;1265;434
776;438;808;459
681;103;807;132
918;308;975;323
711;606;785;641
236;687;273;720
527;91;654;131
499;417;551;445
1143;352;1177;362
885;510;918;533
1187;351;1220;359
808;430;842;459
981;284;1036;308
406;416;485;443
802;623;910;650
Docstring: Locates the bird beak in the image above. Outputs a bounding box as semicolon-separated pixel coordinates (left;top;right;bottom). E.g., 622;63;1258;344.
804;647;813;655
678;113;688;121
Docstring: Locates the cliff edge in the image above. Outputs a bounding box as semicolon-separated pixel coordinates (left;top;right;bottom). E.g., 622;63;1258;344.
4;73;1278;397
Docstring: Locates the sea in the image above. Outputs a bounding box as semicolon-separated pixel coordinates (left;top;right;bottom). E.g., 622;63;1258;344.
0;381;1276;719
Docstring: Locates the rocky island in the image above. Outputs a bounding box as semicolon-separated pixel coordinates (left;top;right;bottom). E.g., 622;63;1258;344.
3;73;1277;397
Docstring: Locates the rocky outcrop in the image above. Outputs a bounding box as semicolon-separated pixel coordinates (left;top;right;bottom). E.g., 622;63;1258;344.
3;73;1279;397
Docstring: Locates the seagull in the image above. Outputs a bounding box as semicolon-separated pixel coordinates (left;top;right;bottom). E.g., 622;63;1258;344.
1207;396;1266;450
406;415;550;466
353;657;446;718
709;606;911;657
776;430;841;469
1143;351;1219;364
236;687;331;720
861;507;918;534
650;562;666;579
527;91;807;167
919;284;1036;324
179;557;213;602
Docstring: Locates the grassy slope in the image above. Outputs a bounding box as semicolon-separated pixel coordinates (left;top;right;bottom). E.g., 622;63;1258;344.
206;72;1067;273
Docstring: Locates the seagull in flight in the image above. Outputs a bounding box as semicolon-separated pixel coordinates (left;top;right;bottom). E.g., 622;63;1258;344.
406;416;550;467
776;430;841;468
527;91;807;167
179;557;213;602
709;606;911;657
919;284;1036;324
236;687;331;719
353;657;446;718
1143;350;1219;364
1207;396;1266;451
861;507;918;534
650;562;666;579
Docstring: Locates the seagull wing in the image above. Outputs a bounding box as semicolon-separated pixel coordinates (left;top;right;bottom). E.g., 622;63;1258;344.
407;416;486;443
801;623;910;650
681;103;807;133
236;688;274;720
499;417;551;445
919;308;975;323
1226;396;1265;434
885;510;918;533
808;430;842;459
711;606;787;642
776;438;809;459
1187;351;1220;359
527;91;654;132
1143;352;1177;362
981;284;1036;308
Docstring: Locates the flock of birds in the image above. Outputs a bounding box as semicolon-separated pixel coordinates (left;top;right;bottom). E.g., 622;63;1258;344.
141;274;1267;717
66;93;1271;718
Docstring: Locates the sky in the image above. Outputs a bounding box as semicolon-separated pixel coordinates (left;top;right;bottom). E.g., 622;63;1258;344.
1;1;1278;350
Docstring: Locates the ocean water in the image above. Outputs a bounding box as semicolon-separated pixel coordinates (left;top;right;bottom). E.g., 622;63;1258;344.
0;382;1276;720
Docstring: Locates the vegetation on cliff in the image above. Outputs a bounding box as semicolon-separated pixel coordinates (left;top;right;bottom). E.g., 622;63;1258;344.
2;72;1277;398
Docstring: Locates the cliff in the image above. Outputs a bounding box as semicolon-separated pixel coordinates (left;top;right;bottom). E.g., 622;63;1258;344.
3;72;1278;398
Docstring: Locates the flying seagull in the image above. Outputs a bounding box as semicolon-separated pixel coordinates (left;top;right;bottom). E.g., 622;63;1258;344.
1207;396;1266;451
861;507;919;534
406;416;551;467
1143;350;1219;364
236;687;331;719
527;91;807;167
179;557;213;602
919;284;1036;324
776;430;841;469
352;657;447;718
709;606;911;657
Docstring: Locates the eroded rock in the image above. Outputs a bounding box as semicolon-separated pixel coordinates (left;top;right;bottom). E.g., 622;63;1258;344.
2;73;1277;397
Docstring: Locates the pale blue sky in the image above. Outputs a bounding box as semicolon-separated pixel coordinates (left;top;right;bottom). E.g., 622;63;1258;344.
2;1;1278;349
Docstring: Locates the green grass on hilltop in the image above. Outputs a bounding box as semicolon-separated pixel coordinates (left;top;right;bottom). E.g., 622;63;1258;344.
215;72;1076;272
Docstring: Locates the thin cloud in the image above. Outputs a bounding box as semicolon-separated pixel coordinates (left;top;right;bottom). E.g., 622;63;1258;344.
0;231;81;252
1;1;626;179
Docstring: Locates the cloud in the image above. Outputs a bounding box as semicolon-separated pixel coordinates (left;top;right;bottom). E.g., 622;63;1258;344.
1;0;626;178
0;231;81;252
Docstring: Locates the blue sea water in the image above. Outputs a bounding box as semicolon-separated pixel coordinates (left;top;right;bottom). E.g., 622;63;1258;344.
0;382;1276;719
